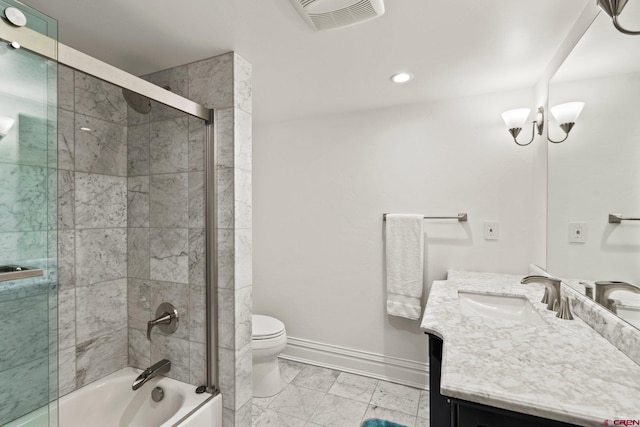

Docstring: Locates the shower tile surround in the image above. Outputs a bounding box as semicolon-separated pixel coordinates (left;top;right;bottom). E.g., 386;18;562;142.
56;52;253;427
57;65;130;392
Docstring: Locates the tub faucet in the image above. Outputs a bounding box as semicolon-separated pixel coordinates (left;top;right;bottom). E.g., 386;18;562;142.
132;359;171;391
521;275;562;311
594;281;640;313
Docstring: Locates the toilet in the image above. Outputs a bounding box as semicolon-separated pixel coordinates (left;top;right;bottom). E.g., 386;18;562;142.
251;314;287;397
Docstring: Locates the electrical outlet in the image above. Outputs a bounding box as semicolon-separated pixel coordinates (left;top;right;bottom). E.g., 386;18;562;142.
484;221;499;240
568;222;587;243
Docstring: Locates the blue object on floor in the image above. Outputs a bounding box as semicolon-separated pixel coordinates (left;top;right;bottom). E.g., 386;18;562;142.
362;419;407;427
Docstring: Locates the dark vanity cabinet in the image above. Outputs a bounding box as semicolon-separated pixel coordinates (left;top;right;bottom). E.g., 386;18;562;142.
428;334;451;427
427;334;581;427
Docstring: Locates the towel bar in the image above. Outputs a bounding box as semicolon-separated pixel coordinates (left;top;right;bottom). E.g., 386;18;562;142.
382;213;468;222
0;265;44;282
609;213;640;223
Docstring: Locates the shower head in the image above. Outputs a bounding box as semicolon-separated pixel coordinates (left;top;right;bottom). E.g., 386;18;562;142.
122;88;151;114
121;85;172;115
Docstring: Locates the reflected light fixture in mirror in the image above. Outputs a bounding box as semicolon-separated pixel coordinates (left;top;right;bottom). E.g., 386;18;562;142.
597;0;640;35
0;116;15;141
548;102;585;143
501;107;544;146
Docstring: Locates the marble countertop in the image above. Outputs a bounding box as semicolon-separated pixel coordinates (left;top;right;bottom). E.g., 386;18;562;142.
420;270;640;427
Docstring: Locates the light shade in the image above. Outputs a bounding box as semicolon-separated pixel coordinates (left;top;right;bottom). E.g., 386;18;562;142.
501;108;530;129
0;116;15;140
550;102;584;125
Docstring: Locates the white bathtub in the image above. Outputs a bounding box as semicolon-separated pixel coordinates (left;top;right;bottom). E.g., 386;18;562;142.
6;367;222;427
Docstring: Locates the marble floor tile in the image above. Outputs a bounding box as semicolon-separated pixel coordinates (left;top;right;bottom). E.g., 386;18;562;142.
250;359;426;427
268;384;325;420
370;380;421;416
310;394;368;427
328;372;378;404
253;394;278;408
253;406;307;427
279;358;306;387
362;405;417;427
417;390;430;420
292;365;340;393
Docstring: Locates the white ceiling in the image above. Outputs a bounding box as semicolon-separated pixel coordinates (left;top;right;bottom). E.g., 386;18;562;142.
20;0;590;125
553;0;640;84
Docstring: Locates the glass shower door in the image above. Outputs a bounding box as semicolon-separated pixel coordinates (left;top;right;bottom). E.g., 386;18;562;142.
0;4;58;425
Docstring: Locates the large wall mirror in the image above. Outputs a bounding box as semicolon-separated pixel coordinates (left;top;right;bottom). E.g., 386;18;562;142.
548;5;640;330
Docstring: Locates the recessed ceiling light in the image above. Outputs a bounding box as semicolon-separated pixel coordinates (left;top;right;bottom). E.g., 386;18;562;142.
390;72;413;84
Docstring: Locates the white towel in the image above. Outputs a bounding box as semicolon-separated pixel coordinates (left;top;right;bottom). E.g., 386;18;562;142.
385;214;425;320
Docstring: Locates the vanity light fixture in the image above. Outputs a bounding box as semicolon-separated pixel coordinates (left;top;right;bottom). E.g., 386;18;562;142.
390;72;413;84
501;102;584;146
0;116;15;141
597;0;640;35
501;107;544;146
547;102;585;143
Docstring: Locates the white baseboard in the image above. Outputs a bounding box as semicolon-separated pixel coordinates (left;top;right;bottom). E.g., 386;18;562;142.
281;336;429;390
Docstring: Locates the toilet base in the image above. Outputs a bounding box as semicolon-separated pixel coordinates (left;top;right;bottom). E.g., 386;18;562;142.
252;358;282;398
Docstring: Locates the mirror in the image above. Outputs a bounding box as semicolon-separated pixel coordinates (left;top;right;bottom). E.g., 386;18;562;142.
548;5;640;330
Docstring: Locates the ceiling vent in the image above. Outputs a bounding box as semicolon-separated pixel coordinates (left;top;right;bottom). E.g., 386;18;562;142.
289;0;385;31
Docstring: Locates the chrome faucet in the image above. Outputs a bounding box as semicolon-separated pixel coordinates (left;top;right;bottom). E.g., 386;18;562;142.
132;359;171;391
579;281;594;299
521;275;562;311
594;281;640;313
521;275;573;320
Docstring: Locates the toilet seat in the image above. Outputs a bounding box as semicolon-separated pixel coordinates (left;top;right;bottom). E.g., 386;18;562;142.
253;315;285;340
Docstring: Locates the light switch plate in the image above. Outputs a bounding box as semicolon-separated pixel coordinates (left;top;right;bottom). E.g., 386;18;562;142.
568;222;587;243
484;221;499;240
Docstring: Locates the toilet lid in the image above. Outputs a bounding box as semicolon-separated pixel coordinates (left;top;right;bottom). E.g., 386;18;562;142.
253;315;285;340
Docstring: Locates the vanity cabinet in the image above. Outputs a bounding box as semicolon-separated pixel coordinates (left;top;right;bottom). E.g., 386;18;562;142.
428;334;581;427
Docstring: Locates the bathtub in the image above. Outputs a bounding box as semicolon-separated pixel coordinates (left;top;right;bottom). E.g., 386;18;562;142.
6;367;222;427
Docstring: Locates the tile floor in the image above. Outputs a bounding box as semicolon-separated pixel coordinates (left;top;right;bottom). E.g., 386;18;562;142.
252;358;429;427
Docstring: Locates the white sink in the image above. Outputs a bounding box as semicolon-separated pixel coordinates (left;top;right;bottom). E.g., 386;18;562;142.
458;290;545;325
616;304;640;329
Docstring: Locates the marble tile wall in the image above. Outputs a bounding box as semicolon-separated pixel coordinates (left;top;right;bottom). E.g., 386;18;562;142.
57;65;128;396
52;54;251;427
125;67;208;387
187;52;253;427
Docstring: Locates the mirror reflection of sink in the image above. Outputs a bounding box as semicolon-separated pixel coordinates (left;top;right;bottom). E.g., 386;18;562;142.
458;291;545;325
615;305;640;329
